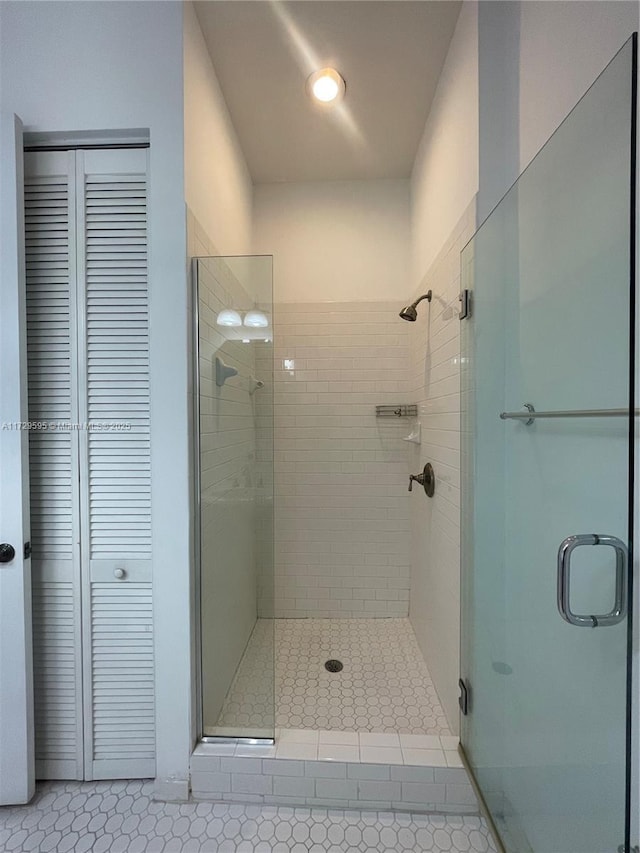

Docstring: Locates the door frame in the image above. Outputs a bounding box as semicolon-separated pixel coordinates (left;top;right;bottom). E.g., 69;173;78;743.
0;112;35;806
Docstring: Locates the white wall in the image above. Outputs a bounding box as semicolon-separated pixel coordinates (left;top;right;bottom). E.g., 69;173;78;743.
411;1;479;283
477;0;639;218
519;0;638;174
184;2;253;255
253;180;411;303
0;0;190;799
477;0;520;223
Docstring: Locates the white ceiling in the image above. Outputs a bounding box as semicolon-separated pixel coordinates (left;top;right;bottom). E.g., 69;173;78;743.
194;1;462;184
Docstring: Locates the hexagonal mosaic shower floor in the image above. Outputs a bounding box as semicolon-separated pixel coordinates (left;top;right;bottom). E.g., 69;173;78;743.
0;780;498;852
216;618;451;735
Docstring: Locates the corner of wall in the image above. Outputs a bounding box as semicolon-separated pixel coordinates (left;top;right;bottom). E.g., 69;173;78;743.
410;0;479;284
183;1;253;255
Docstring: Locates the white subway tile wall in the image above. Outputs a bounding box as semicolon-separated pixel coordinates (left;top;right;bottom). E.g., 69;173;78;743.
408;201;477;732
273;302;412;618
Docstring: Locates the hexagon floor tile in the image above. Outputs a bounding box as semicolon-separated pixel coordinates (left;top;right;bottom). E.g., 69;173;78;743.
215;618;451;735
0;780;498;851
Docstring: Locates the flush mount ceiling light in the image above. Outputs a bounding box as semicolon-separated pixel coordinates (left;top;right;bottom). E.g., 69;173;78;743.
306;67;346;106
216;309;242;327
244;310;269;328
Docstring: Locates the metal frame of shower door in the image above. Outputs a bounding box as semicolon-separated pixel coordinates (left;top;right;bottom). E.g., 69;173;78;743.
192;258;204;745
191;257;275;748
630;28;639;853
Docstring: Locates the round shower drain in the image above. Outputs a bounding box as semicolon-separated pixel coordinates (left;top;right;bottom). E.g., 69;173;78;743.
324;659;344;673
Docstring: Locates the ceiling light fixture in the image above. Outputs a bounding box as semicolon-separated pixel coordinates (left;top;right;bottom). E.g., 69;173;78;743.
216;309;242;327
307;67;346;105
244;310;270;328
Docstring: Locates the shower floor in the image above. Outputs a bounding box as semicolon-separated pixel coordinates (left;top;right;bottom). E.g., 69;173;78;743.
216;618;452;736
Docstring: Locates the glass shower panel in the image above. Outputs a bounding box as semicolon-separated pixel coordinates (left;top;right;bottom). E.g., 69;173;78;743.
461;37;635;853
195;255;274;740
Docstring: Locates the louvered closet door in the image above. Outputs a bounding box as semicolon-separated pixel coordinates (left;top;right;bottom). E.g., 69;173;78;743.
76;149;154;780
24;150;84;780
24;147;154;782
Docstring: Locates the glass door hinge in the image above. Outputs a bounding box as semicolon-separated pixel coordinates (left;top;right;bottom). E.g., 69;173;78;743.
459;289;472;320
458;678;470;715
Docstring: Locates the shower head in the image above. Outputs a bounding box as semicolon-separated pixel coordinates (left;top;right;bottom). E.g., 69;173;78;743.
399;291;432;321
399;304;418;322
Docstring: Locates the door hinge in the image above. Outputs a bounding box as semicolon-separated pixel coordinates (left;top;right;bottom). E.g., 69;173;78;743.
23;541;32;559
459;289;472;320
458;678;470;715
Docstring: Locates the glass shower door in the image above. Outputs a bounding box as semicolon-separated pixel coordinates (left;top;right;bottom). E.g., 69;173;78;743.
194;255;275;741
460;36;636;853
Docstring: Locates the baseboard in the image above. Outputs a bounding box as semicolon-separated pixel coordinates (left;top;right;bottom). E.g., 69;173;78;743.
153;776;190;802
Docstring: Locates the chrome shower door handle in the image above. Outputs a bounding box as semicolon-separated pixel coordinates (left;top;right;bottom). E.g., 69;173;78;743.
557;534;628;627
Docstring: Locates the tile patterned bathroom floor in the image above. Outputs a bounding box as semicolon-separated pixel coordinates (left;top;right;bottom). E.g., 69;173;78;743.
216;618;451;735
0;780;498;852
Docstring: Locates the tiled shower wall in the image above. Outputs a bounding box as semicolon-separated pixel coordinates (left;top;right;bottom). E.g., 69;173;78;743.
273;302;412;618
408;201;477;731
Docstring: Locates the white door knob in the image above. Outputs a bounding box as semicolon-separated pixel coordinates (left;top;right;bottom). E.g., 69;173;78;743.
114;568;126;580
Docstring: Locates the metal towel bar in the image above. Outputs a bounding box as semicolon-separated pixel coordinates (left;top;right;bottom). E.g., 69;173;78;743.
500;402;639;424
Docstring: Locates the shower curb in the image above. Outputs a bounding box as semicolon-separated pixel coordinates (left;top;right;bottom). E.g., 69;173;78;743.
190;748;478;815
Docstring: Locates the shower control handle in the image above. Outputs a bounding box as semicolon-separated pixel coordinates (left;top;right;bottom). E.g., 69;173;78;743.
408;463;435;497
408;473;423;492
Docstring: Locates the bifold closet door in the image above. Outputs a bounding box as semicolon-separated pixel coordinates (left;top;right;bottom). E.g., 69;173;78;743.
24;147;154;781
77;149;154;780
25;149;84;780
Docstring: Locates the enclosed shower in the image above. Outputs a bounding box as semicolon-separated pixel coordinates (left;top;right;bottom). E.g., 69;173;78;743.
192;31;637;853
193;256;453;744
